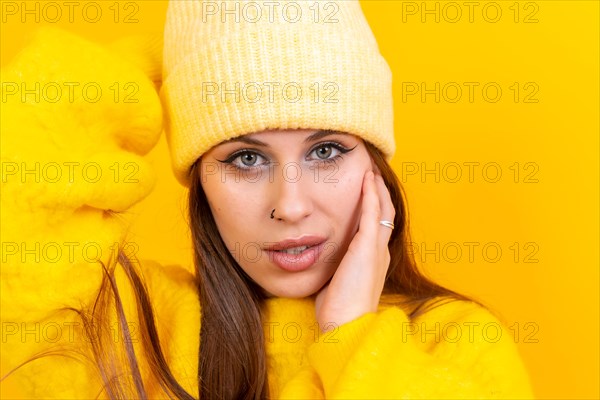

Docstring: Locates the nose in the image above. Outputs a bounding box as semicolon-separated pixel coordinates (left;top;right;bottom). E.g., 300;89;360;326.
270;166;313;223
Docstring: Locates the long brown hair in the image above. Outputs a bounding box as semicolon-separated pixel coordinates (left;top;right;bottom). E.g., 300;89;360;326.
187;139;476;399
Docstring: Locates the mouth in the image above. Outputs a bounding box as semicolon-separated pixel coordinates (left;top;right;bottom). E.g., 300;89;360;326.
276;245;311;255
264;235;328;272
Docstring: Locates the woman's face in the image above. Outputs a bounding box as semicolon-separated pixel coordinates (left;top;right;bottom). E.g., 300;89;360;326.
200;129;374;298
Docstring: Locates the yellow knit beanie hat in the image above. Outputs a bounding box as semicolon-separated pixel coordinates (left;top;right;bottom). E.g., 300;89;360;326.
161;0;395;186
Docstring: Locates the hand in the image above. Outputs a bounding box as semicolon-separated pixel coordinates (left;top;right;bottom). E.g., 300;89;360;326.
1;28;163;319
1;28;162;214
314;170;396;332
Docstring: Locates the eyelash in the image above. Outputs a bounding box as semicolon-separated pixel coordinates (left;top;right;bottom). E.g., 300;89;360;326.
218;142;355;171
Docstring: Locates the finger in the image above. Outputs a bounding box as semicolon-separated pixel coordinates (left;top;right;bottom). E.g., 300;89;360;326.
374;174;395;224
374;174;395;245
357;171;381;241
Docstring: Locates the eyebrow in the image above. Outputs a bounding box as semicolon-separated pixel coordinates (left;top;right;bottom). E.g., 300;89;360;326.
224;130;345;147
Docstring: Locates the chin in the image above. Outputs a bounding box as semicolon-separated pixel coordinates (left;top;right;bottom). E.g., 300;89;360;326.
266;287;314;299
264;279;326;299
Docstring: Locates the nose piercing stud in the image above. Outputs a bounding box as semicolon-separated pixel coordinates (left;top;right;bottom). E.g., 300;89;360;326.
270;209;276;219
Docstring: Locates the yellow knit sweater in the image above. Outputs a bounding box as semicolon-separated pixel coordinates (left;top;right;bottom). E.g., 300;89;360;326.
0;28;534;399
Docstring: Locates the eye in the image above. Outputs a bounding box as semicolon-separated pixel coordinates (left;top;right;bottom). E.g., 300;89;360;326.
239;152;260;166
314;145;334;159
308;142;354;162
218;150;267;169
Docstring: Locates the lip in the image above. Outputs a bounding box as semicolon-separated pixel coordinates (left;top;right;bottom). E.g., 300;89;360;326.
264;235;327;272
264;235;327;251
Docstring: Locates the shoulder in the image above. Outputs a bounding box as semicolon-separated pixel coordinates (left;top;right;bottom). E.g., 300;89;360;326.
379;294;515;354
403;297;525;367
380;294;502;326
112;257;200;344
410;298;535;397
134;259;200;391
414;297;501;326
413;297;507;339
136;259;200;318
137;259;196;289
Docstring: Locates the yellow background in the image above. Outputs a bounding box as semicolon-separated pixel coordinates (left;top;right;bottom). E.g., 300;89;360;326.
2;1;598;398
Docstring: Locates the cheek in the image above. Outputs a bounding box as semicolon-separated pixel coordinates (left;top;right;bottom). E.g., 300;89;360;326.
319;167;366;229
201;178;263;247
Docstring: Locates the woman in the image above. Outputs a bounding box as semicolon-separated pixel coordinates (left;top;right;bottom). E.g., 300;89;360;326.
0;0;534;398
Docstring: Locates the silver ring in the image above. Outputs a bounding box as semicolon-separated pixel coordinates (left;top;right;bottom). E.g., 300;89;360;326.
379;220;395;230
